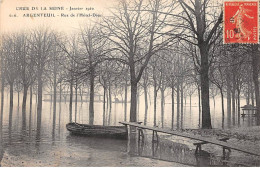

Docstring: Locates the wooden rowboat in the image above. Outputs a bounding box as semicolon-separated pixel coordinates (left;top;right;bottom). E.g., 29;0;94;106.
66;122;128;139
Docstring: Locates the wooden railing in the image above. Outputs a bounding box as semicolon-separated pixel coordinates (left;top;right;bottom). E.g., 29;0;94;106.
119;121;260;157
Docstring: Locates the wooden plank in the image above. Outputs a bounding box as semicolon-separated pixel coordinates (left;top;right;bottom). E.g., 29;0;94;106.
219;137;229;142
193;141;208;145
119;121;260;157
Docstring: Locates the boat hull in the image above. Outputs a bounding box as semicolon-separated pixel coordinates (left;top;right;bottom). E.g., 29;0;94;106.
66;123;127;139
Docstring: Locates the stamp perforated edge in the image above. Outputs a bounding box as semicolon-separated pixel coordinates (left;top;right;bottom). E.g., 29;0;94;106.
223;0;259;44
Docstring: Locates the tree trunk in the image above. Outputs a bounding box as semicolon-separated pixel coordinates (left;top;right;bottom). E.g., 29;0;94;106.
29;86;32;132
177;81;180;129
235;94;238;113
153;82;157;126
226;76;231;127
181;79;184;129
22;85;28;130
106;85;108;109
80;88;83;103
144;85;148;125
59;83;62;124
137;87;139;121
129;58;138;123
53;60;57;127
198;86;201;127
108;81;112;124
237;87;240;126
124;80;127;121
130;80;137;122
232;82;236;126
50;88;52;116
199;45;212;129
252;44;260;125
59;84;62;102
103;87;106;126
220;89;224;129
161;88;165;128
69;79;73;123
106;87;109;123
53;88;56;127
75;82;78;123
1;76;4;127
251;84;255;106
89;72;95;125
171;86;174;130
9;83;14;128
0;59;4;127
190;95;192;107
37;71;43;131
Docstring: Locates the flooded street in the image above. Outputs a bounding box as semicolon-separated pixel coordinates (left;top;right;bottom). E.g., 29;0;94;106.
0;92;259;167
0;93;185;167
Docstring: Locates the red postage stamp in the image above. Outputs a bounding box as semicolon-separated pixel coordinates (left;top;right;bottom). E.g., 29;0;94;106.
224;1;259;44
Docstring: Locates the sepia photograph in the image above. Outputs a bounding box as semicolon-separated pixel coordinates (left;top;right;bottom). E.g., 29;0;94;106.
0;0;259;167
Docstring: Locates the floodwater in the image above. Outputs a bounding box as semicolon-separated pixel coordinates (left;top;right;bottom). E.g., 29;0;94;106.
0;92;258;166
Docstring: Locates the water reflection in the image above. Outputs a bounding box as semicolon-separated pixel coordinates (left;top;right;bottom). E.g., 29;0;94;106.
128;131;197;166
66;135;127;152
0;92;259;166
128;130;240;167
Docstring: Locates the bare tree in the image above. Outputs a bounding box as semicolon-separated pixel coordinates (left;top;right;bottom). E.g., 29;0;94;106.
169;0;223;128
30;28;56;130
45;36;64;128
16;32;36;130
1;34;20;128
78;25;107;125
101;0;174;123
0;40;5;127
58;34;80;123
210;56;226;129
164;52;178;129
150;56;161;126
157;53;169;128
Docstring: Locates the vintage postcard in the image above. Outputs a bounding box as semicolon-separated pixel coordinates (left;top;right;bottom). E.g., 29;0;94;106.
0;0;260;167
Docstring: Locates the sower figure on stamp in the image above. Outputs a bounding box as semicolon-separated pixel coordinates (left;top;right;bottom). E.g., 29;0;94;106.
230;4;254;41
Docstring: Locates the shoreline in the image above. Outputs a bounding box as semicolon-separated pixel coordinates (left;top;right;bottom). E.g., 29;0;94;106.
181;126;260;142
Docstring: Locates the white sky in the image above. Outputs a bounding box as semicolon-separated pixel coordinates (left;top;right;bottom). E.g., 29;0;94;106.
0;0;116;34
